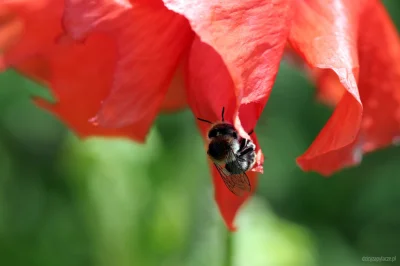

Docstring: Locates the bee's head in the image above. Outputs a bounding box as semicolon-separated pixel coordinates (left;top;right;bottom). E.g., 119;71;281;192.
208;123;238;139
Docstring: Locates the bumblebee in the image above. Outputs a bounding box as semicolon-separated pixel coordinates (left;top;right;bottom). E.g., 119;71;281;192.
197;107;256;196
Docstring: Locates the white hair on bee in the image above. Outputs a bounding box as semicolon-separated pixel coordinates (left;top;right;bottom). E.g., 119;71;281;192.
231;139;240;153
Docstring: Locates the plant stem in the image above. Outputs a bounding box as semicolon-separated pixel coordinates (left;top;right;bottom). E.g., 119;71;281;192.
224;230;233;266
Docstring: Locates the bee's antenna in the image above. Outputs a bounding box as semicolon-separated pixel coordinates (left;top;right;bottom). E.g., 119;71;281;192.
221;107;225;122
248;129;254;135
197;117;213;124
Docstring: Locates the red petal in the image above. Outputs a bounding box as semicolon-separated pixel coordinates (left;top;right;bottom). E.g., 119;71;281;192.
2;0;188;143
313;68;345;106
288;0;363;175
188;38;264;230
354;0;400;153
18;35;150;141
283;44;345;106
172;0;289;228
210;134;262;231
37;35;154;141
1;0;63;67
63;0;193;128
160;59;188;112
163;0;293;139
291;0;400;175
14;56;50;86
0;6;24;66
211;137;261;231
1;1;153;141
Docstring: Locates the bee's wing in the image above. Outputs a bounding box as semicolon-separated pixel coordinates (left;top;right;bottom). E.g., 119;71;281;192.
213;152;251;197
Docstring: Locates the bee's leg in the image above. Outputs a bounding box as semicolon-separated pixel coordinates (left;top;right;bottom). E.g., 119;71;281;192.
239;138;248;151
238;138;255;154
233;138;256;172
248;129;254;135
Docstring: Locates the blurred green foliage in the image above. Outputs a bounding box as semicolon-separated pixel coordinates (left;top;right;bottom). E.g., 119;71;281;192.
1;2;400;265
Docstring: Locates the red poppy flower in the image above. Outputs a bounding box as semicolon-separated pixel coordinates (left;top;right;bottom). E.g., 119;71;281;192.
1;0;400;230
287;0;400;175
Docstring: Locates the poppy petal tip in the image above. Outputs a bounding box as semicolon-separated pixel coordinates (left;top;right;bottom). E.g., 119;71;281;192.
228;225;237;232
251;149;264;174
251;165;263;174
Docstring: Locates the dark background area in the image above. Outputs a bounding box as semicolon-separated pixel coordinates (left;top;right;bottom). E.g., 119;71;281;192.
0;1;399;265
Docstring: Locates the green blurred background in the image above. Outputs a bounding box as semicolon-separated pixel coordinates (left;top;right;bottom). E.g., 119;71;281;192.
1;2;400;265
